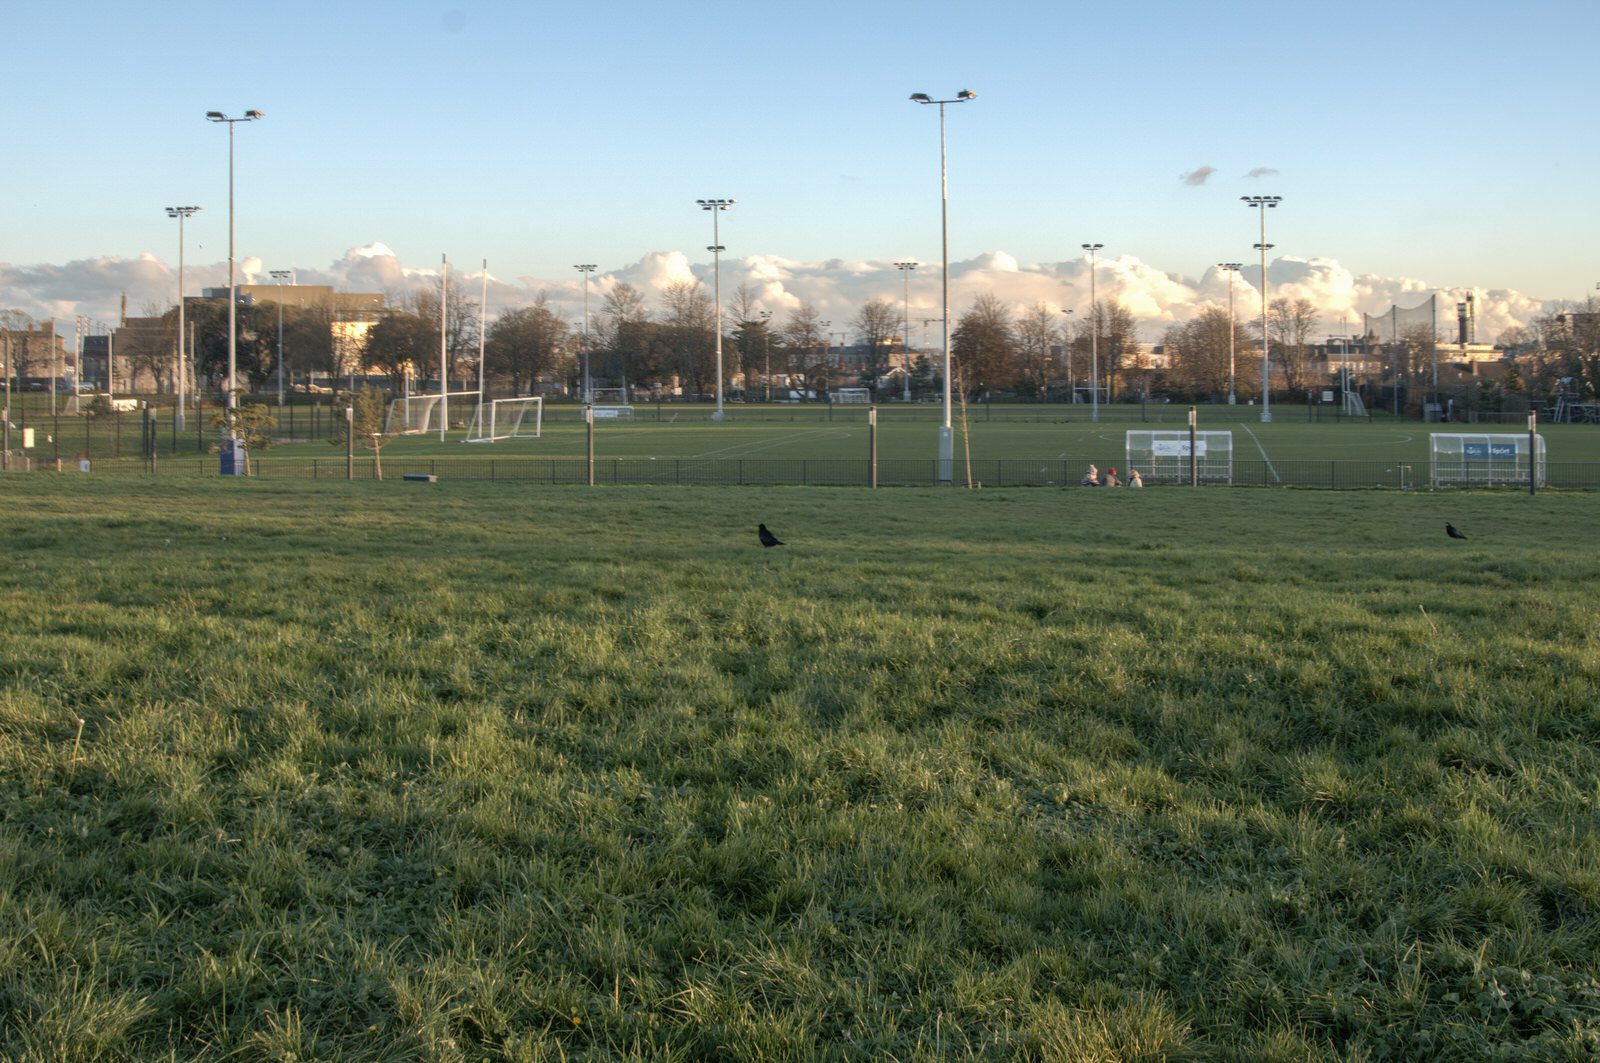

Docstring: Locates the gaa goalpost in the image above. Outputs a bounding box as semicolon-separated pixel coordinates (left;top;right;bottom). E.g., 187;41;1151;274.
384;391;479;436
1429;433;1545;487
464;396;543;443
1125;430;1234;484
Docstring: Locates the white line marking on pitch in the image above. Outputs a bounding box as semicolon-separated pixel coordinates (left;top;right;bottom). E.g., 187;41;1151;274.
1240;425;1282;483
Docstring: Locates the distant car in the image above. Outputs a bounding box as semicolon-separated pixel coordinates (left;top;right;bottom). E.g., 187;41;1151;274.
26;381;45;391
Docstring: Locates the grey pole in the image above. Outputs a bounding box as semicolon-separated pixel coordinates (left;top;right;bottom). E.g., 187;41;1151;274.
1219;263;1242;405
895;261;917;402
206;110;262;431
910;90;975;483
269;269;292;407
869;405;878;488
1242;196;1281;423
575;264;597;404
1083;244;1103;423
167;207;201;432
697;200;735;421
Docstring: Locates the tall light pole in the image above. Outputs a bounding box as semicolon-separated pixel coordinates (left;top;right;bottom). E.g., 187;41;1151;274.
439;254;449;442
269;269;293;407
1242;195;1281;422
758;310;773;402
166;206;201;432
574;264;596;403
696;199;735;421
819;320;832;394
1059;308;1074;403
205;109;262;429
895;261;917;402
1082;243;1103;423
910;89;975;483
1218;262;1242;405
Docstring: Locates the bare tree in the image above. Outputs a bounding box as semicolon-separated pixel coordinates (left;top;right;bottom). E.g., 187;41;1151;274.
782;303;827;395
1267;297;1319;396
1162;305;1244;399
850;297;901;389
487;295;569;397
1013;302;1059;399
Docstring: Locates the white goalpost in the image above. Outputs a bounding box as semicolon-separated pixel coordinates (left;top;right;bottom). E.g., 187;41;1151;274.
1125;430;1235;484
385;391;479;435
833;387;871;404
464;396;543;443
1429;433;1545;487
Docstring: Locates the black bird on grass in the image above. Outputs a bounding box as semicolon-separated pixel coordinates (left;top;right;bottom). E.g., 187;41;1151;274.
1445;522;1468;540
758;523;785;548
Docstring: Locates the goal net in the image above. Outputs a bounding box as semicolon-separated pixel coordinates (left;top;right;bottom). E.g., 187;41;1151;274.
1125;430;1234;484
1430;433;1546;487
833;387;871;404
384;391;479;435
464;396;543;442
590;386;629;405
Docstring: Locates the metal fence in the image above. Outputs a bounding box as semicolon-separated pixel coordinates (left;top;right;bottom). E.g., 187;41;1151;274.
33;455;1600;490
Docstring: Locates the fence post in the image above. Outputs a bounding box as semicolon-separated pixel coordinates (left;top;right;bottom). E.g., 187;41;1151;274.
585;405;594;487
345;406;354;480
868;406;878;489
1528;409;1538;496
1189;406;1198;487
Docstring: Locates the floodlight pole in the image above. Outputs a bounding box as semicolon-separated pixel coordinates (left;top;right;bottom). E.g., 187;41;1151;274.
575;264;596;404
1219;263;1242;405
269;269;293;407
911;89;975;483
895;261;917;402
1060;309;1074;403
166;206;201;432
1083;244;1103;423
439;254;449;442
758;310;773;402
1242;195;1281;423
478;260;488;405
697;199;735;421
205;109;262;432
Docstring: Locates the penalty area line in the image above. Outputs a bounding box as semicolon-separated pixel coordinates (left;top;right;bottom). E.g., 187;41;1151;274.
1240;424;1282;483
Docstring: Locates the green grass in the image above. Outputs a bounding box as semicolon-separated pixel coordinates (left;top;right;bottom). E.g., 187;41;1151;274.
1;478;1598;1059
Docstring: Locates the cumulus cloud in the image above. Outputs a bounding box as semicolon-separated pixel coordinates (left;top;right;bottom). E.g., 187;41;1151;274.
0;243;1561;346
1245;167;1280;179
1181;165;1217;186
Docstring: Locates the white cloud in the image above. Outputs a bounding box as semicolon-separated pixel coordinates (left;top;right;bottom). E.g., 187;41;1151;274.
0;244;1568;346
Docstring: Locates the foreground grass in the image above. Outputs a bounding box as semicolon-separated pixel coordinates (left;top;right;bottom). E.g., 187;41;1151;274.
1;479;1597;1060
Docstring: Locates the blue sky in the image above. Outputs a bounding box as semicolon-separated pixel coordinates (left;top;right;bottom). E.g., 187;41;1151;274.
2;0;1597;332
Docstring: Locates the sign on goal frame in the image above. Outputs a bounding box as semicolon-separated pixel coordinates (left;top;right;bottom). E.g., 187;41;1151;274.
464;396;543;443
1125;430;1234;484
1429;432;1546;487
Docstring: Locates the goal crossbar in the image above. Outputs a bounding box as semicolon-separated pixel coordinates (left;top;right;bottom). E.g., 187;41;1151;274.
465;396;543;442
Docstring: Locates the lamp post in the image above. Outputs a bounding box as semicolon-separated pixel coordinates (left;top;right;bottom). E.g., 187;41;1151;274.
696;199;735;420
910;89;975;483
574;264;596;404
166;206;201;432
818;320;832;396
269;269;293;407
895;261;917;401
758;309;773;402
1242;195;1281;422
1218;262;1242;404
205;109;263;429
1082;243;1103;423
1059;308;1074;403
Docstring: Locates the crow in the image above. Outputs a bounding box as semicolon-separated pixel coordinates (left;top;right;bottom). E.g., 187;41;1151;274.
758;523;785;548
1445;522;1468;540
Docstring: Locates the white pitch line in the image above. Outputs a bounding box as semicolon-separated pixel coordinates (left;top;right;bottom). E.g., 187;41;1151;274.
1240;424;1282;483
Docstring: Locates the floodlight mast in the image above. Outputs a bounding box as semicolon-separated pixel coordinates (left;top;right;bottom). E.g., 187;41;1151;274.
909;89;975;484
894;261;917;401
1082;244;1103;422
1242;195;1281;422
166;206;201;431
206;109;262;437
697;199;735;421
1218;263;1242;404
269;269;293;407
575;264;597;403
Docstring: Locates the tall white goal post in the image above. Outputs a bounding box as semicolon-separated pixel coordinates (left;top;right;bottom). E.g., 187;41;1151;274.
1429;433;1546;487
832;387;871;404
464;396;543;443
384;391;479;436
1125;430;1235;484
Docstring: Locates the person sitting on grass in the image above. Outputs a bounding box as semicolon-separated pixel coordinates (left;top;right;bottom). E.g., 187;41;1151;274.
1128;469;1144;488
1103;466;1120;487
1081;464;1100;486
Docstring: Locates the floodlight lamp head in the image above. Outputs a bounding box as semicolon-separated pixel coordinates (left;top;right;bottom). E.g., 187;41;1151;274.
957;89;976;100
245;110;263;119
910;93;931;103
206;111;225;121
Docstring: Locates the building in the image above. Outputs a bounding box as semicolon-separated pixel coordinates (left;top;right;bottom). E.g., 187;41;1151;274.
2;321;72;389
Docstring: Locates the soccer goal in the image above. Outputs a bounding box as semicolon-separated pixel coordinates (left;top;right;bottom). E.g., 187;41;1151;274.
384;392;479;435
1429;433;1546;487
1125;430;1234;484
833;387;871;404
464;396;543;443
586;386;634;421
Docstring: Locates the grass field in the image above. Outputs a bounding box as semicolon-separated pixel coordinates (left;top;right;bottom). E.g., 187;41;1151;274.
2;478;1598;1059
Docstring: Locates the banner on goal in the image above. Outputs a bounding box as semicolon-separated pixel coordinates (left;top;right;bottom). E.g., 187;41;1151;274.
465;397;543;442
